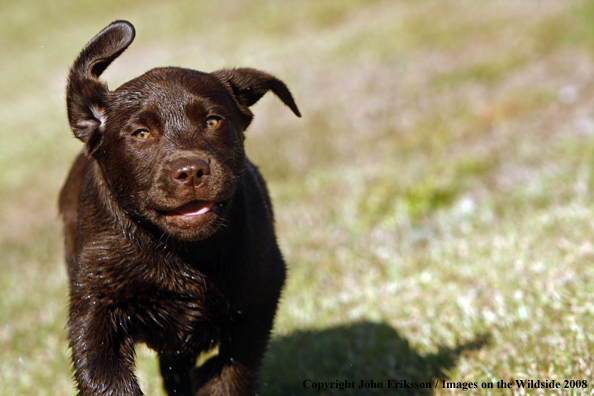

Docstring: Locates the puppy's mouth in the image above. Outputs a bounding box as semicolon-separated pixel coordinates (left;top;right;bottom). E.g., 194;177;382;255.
163;200;218;229
170;200;214;216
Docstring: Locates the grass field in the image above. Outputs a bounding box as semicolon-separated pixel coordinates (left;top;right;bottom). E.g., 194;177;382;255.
2;0;594;395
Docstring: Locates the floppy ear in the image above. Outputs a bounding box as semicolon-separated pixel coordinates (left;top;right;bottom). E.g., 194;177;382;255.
66;20;135;153
213;68;301;118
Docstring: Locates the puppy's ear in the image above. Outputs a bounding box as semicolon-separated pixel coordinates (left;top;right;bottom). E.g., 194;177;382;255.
213;68;301;118
66;20;135;153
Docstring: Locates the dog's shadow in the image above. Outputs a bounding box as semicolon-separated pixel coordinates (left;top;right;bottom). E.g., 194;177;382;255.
260;321;487;395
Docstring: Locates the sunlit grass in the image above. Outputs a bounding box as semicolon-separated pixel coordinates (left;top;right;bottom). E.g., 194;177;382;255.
2;0;594;395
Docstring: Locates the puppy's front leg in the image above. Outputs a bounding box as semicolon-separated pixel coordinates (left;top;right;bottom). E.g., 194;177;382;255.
68;300;142;396
193;304;278;396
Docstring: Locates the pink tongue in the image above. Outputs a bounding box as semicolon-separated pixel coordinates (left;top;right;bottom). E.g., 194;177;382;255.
174;201;213;216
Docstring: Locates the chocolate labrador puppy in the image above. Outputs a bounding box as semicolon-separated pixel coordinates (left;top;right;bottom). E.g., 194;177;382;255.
59;20;300;396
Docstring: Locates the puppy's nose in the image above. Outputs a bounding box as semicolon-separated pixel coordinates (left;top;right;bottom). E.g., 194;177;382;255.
172;159;210;187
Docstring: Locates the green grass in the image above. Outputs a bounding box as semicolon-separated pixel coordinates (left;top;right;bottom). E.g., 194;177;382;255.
2;0;594;395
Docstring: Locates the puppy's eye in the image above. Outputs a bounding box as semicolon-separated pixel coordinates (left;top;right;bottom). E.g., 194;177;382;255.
204;117;221;129
132;129;153;139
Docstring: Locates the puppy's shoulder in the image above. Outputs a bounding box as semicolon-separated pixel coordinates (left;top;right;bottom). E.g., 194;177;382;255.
244;159;274;218
59;151;92;221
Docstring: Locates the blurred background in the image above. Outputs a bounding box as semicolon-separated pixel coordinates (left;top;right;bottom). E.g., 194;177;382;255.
2;0;594;394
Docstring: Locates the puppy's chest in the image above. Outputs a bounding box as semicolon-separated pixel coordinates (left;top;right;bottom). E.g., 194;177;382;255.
123;259;239;353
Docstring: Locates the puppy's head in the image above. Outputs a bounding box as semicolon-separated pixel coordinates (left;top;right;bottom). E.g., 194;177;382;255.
66;21;300;241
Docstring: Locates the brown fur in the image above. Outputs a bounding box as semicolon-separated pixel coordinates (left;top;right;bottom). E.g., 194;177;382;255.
59;20;300;396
